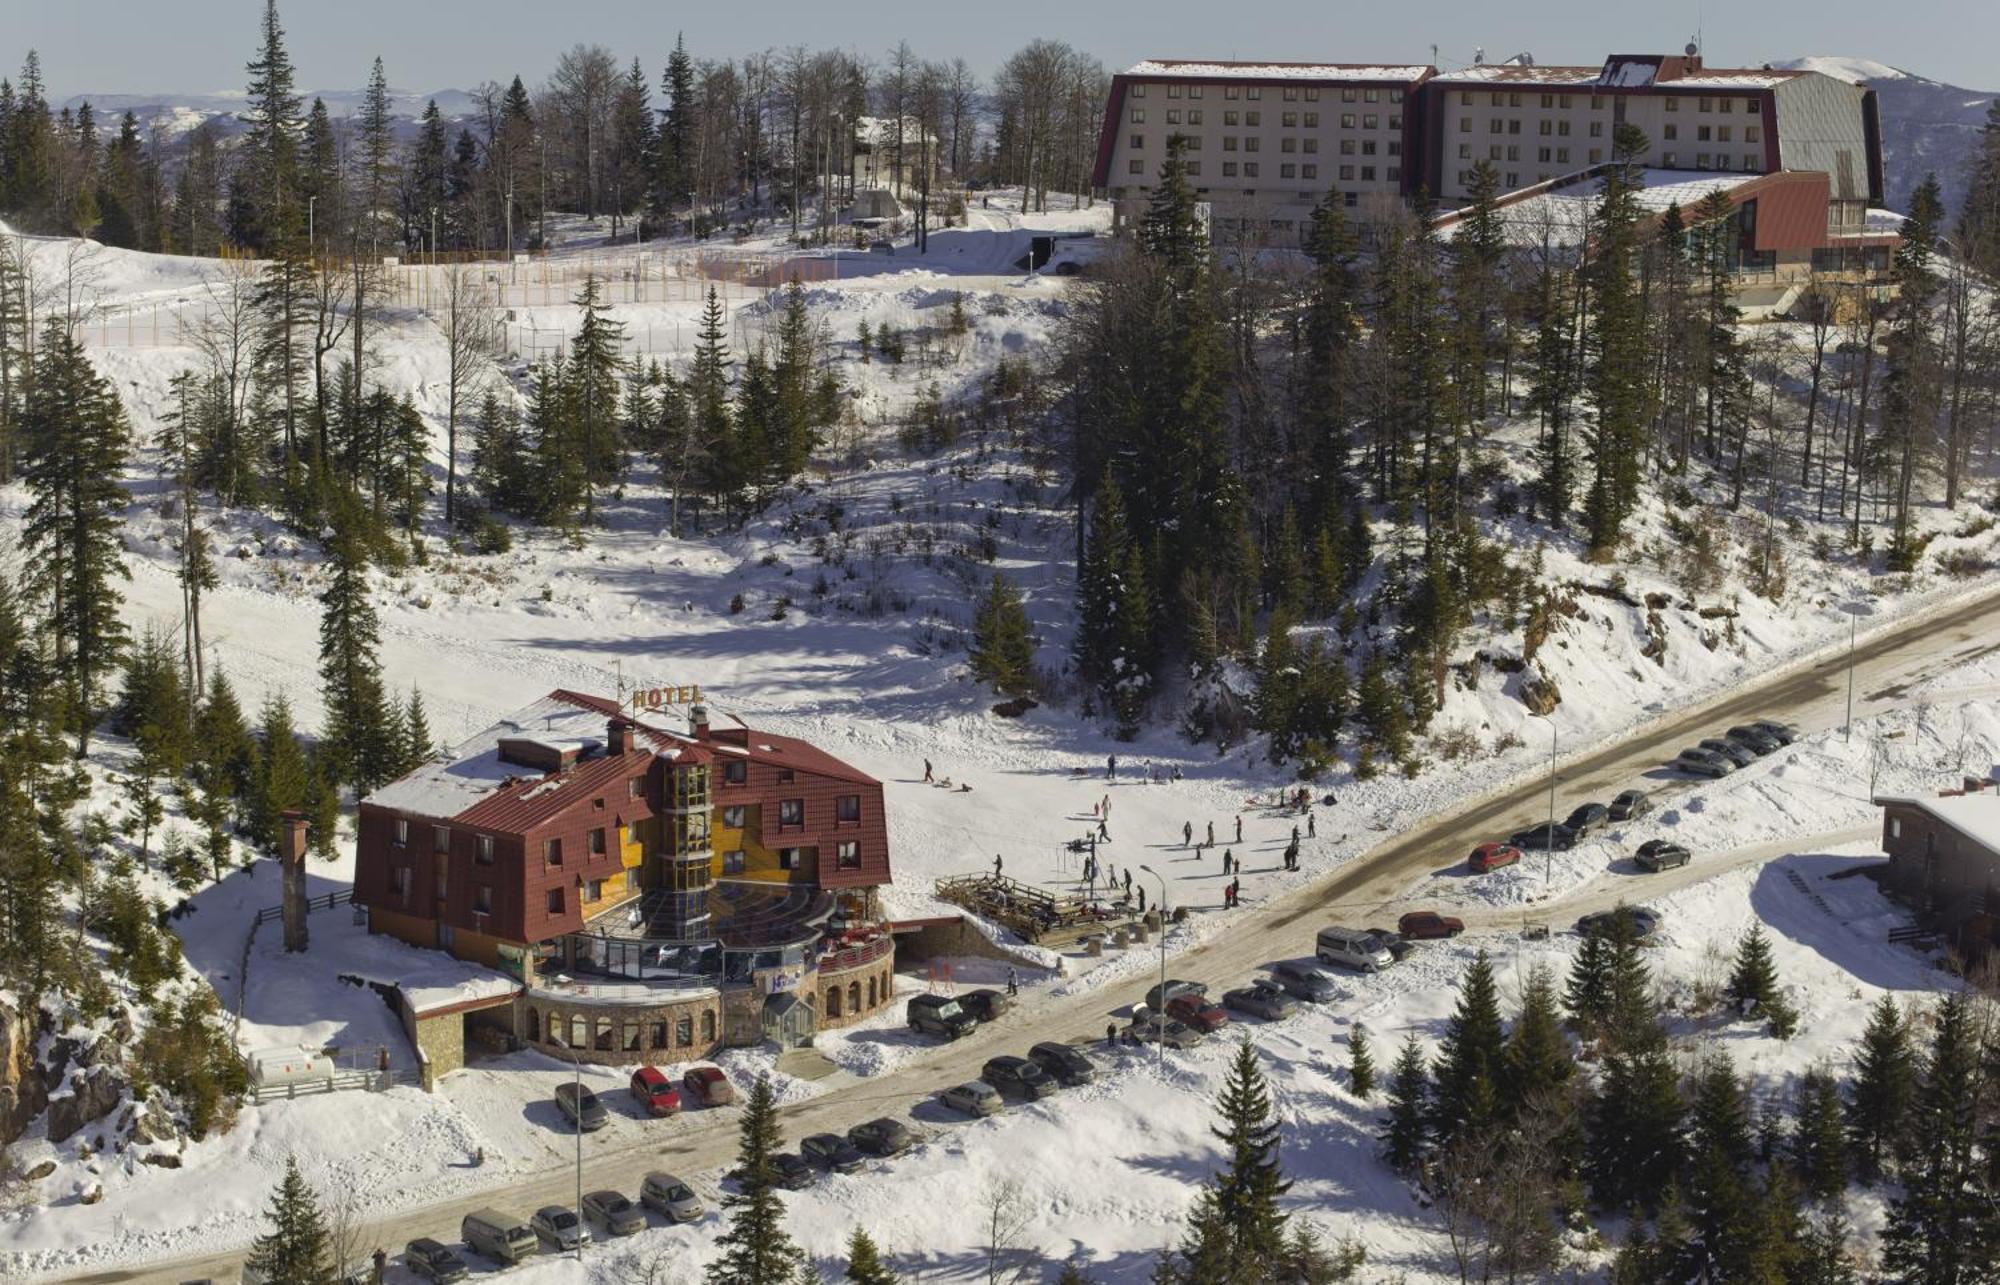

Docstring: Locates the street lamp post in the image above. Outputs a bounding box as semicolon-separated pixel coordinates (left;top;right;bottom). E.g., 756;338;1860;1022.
1531;714;1557;892
1841;600;1874;744
557;1044;584;1262
1138;864;1168;1073
307;195;316;258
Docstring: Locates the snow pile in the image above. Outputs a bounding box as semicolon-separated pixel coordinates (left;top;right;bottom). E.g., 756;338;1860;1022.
1773;56;1910;84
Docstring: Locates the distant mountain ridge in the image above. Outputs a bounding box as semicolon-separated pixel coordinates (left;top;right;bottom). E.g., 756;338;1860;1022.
59;86;481;140
1772;55;1995;216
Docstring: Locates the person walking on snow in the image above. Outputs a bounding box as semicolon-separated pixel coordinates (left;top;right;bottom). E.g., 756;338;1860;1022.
1107;755;1118;781
1183;821;1194;848
1307;812;1316;839
993;853;1004;878
1234;815;1243;844
1136;885;1147;912
1097;819;1110;842
1206;820;1215;847
1007;967;1019;996
1122;869;1132;895
924;759;933;783
1291;824;1301;844
1222;850;1233;876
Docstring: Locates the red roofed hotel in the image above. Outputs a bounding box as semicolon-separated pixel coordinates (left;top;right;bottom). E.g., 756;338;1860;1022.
354;690;897;1067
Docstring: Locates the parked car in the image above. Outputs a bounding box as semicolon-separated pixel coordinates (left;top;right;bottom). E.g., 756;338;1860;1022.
940;1080;1005;1116
1467;842;1523;873
1634;841;1692;872
1356;929;1411;962
1028;1041;1097;1087
801;1132;867;1173
982;1056;1057;1100
1269;960;1342;1002
402;1239;468;1284
1673;747;1735;778
1166;993;1230;1032
580;1189;645;1237
554;1081;608;1132
1725;725;1783;755
629;1066;682;1117
1143;979;1207;1010
1316;927;1394;972
640;1172;704;1223
958;988;1012;1023
1396;911;1466;940
848;1117;916;1157
679;1064;734;1107
1699;737;1759;768
1751;719;1801;745
1564;803;1612;837
1223;981;1298;1020
1607;789;1653;822
1509;822;1579;851
906;993;978;1040
1125;1013;1206;1048
1577;906;1663;940
530;1205;591;1252
770;1153;818;1191
460;1209;537;1264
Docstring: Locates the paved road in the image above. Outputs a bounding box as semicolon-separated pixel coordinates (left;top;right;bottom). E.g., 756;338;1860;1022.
62;583;2000;1285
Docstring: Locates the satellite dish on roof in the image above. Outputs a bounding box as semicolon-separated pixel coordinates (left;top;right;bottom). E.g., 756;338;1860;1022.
1685;39;1700;57
1473;47;1485;66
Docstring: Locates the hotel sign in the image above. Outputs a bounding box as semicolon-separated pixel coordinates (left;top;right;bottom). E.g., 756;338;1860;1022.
629;684;703;712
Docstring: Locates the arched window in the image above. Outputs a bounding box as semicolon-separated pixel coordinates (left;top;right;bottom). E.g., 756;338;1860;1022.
848;981;861;1013
700;1009;716;1043
525;1007;541;1043
569;1014;587;1048
866;976;877;1009
826;986;842;1018
595;1017;614;1051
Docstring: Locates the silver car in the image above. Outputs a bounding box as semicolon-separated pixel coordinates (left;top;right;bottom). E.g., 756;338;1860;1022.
1269;960;1341;1003
530;1205;590;1251
1674;747;1734;778
1222;982;1298;1021
640;1172;704;1223
939;1080;1005;1117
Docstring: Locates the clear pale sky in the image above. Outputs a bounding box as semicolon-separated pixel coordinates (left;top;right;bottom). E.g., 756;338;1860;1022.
15;0;1999;100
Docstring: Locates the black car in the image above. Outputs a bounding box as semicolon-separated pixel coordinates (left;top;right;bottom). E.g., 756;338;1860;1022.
981;1055;1057;1100
1509;822;1578;852
958;989;1012;1023
1699;737;1758;768
1634;842;1691;872
770;1152;817;1191
1577;906;1663;940
1564;803;1611;837
848;1116;916;1157
1607;789;1652;822
1751;719;1801;746
800;1132;866;1173
403;1240;468;1284
1027;1041;1097;1088
1725;725;1783;755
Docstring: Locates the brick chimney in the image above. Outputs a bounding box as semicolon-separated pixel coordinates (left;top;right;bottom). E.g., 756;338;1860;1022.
608;717;635;756
280;811;310;953
690;703;710;739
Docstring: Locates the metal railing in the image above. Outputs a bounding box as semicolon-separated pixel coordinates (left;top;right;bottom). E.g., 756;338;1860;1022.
818;935;894;974
246;1067;422;1104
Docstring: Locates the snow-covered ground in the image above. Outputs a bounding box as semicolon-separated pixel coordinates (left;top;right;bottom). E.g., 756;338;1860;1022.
3;197;1999;1280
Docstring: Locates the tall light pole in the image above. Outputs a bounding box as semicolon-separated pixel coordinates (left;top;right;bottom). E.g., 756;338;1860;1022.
430;206;438;267
559;1043;584;1261
307;195;316;258
1841;600;1874;744
1138;864;1168;1073
1530;714;1557;892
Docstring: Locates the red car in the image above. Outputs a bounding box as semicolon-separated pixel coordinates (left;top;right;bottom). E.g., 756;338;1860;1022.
1467;842;1522;873
682;1065;736;1108
1166;994;1230;1032
1397;911;1467;940
629;1066;682;1116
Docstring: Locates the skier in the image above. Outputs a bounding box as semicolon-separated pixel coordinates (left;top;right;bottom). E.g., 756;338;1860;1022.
1183;821;1194;847
1206;820;1215;847
1107;754;1118;780
1308;812;1317;839
1097;818;1110;842
1234;814;1243;844
1291;824;1301;844
1222;849;1233;876
924;758;934;783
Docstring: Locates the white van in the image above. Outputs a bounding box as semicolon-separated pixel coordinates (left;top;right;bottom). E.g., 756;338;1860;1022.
1316;927;1394;973
461;1208;537;1264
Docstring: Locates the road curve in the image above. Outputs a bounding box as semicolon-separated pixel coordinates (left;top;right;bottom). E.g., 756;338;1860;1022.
56;583;2000;1285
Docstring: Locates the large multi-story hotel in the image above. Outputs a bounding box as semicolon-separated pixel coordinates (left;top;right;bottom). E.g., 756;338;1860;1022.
353;689;898;1071
1093;48;1885;229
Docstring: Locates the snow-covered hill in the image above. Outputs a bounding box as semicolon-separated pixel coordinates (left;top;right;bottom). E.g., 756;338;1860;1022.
1775;54;1996;214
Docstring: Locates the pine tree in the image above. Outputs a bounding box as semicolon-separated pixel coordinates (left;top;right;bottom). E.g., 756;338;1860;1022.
1208;1040;1291;1271
21;318;132;757
1502;961;1572;1116
317;496;391;792
1880;175;1945;571
1847;993;1915;1182
655;34;698;222
1681;1050;1755;1281
969;573;1036;699
1349;1023;1377;1099
1252;607;1301;761
400;687;434;775
567;275;629;524
1564;928;1613;1041
237;1;302;252
1106;546;1155;740
1431;949;1505;1150
1726;921;1798;1037
1587;1039;1682;1212
1075;471;1132;689
1581;124;1653;554
708;1075;809;1285
1137;135;1208;274
251;694;309;856
1793;1202;1859;1285
242;1155;331;1285
1791;1063;1849;1202
1051;1263;1094;1285
842;1227;899;1284
1382;1033;1430;1174
1881;992;1999;1282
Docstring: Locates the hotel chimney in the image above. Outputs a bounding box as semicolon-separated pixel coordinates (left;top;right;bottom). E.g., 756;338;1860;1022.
608;717;634;756
690;703;710;739
280;810;310;953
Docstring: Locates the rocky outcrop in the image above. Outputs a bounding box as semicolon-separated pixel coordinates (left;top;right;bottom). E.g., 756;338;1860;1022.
0;996;47;1144
1517;667;1562;716
47;1066;124;1144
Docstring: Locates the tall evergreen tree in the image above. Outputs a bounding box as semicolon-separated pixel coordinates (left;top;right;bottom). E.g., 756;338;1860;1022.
1879;175;1945;571
250;693;309;855
969;573;1036;699
21;319;132;757
1847;993;1916;1182
1791;1063;1849;1202
1501;961;1573;1117
236;1;302;251
1881;992;1999;1283
1349;1023;1377;1099
655;34;699;221
1382;1033;1430;1175
1581;124;1653;554
1431;949;1506;1150
708;1075;810;1285
1726;921;1798;1037
316;496;391;791
567;275;629;525
842;1227;900;1285
242;1155;331;1285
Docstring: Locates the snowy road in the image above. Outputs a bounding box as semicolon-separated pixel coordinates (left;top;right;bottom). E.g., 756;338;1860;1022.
62;581;2000;1285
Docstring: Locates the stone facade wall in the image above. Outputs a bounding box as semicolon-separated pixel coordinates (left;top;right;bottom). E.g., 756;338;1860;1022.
816;952;898;1030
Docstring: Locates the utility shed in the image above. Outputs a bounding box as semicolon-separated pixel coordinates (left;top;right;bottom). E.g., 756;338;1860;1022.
1875;786;2000;951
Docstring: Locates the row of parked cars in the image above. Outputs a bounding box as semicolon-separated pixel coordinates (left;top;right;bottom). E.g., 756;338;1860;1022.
552;1063;737;1132
398;1171;710;1281
1670;719;1800;779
